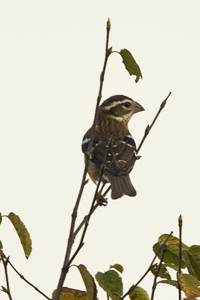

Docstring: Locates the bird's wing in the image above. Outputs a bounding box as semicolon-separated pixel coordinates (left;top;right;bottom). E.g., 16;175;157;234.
91;137;136;176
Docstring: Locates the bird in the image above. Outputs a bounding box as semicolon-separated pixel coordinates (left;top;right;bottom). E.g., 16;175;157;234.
82;95;144;199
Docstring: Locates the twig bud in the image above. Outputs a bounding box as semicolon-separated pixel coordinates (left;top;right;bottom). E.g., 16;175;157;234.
107;18;111;29
178;215;183;227
145;124;150;136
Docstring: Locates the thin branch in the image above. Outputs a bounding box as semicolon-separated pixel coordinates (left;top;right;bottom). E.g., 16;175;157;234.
1;253;51;300
73;184;111;237
136;91;171;154
151;245;167;300
62;136;113;273
53;19;111;300
121;231;173;299
1;254;13;300
178;215;183;300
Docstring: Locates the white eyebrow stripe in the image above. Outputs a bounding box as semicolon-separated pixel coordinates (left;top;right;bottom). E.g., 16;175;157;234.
101;99;133;111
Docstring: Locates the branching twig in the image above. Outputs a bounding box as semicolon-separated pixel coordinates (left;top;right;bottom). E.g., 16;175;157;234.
1;254;13;300
178;215;183;300
53;19;111;300
136;91;172;154
151;245;167;300
121;231;173;299
63;136;113;273
1;253;51;300
73;184;111;237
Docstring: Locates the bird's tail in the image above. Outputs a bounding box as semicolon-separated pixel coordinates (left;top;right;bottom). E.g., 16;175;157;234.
109;174;136;199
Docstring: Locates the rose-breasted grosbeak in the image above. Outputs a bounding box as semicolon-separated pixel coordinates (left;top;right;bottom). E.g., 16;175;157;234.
82;95;144;199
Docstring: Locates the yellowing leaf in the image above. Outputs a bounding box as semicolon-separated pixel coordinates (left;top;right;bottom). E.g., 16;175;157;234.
7;212;32;258
129;287;149;300
178;274;200;298
52;287;88;300
75;264;97;300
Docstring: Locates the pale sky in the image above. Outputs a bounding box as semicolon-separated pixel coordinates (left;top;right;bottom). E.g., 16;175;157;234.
1;1;200;300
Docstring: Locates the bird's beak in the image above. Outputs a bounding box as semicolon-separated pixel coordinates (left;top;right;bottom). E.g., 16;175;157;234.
134;102;145;113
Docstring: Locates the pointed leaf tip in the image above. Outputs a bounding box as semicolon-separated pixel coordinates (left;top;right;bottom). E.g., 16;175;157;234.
110;264;124;273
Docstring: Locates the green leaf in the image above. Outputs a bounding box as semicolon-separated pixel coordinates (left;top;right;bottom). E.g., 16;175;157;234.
187;246;200;280
95;270;123;300
178;274;200;298
118;49;142;83
158;279;178;289
153;234;188;268
7;212;32;258
129;286;149;300
151;263;171;280
110;264;124;274
162;262;179;272
75;264;97;300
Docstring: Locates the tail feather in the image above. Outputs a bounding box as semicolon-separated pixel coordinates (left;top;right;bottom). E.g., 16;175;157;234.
109;174;136;199
120;176;137;197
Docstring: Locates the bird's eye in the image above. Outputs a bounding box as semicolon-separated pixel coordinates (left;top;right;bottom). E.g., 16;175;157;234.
122;102;131;108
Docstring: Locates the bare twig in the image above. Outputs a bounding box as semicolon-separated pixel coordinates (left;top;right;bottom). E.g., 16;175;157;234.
73;184;111;237
151;245;167;300
62;136;113;273
136;91;171;154
122;231;173;299
1;254;13;300
1;253;51;300
53;19;111;300
178;215;183;300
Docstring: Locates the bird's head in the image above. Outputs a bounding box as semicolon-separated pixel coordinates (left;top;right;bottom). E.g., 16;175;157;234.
99;95;144;124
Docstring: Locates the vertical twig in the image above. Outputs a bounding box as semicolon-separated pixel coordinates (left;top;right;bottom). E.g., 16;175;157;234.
1;254;13;300
178;215;183;300
53;19;111;300
62;136;113;273
151;245;167;300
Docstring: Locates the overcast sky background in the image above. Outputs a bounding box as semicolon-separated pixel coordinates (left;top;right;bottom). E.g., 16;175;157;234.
1;1;200;299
